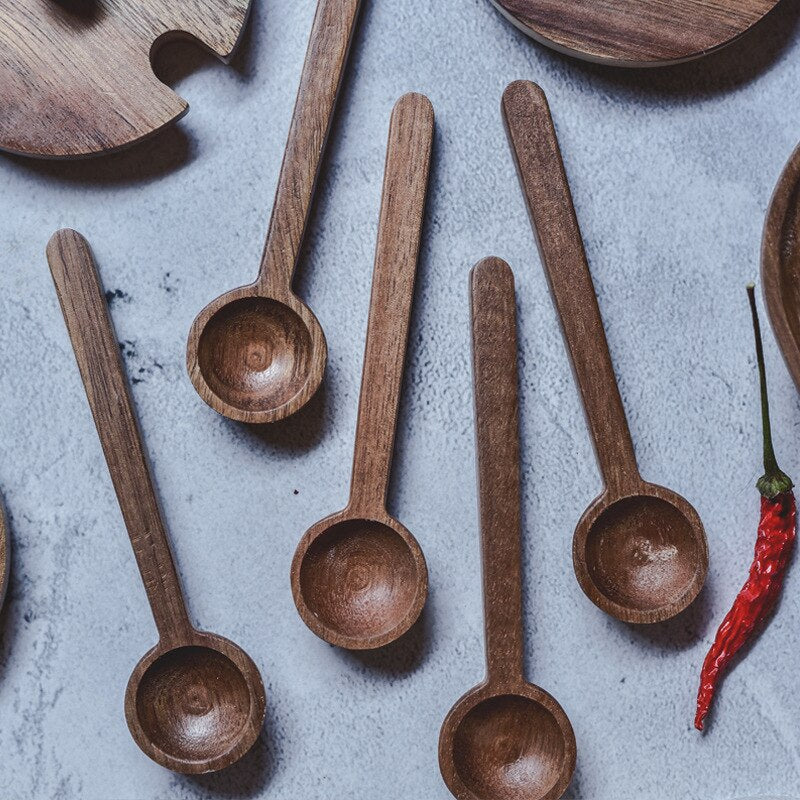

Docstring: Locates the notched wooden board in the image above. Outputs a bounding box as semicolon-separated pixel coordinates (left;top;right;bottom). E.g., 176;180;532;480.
0;0;252;158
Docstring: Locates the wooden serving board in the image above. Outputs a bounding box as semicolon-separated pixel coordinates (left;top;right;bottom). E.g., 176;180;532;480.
490;0;780;66
0;0;251;158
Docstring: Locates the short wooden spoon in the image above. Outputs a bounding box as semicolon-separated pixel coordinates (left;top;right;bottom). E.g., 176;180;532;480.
291;93;433;650
48;229;266;774
186;0;363;423
762;142;800;392
439;258;576;800
503;80;708;624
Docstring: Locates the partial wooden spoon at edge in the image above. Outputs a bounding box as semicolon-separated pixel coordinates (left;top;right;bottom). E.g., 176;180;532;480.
762;141;800;392
439;257;576;800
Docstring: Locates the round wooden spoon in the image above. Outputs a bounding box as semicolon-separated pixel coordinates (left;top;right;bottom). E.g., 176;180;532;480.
291;93;433;650
47;229;266;774
762;142;800;392
186;0;363;423
489;0;779;66
439;258;576;800
503;80;708;624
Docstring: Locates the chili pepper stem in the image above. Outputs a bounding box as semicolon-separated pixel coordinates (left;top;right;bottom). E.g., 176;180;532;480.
748;284;793;499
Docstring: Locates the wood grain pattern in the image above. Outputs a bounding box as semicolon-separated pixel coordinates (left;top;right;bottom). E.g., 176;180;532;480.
187;0;363;424
0;499;8;610
0;0;251;158
762;142;800;393
47;229;265;774
291;93;433;650
503;80;708;624
490;0;779;66
439;258;576;800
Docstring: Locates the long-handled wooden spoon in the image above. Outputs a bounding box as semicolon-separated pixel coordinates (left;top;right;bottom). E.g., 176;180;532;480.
762;143;800;392
47;229;266;774
290;93;433;650
439;258;576;800
503;80;708;624
186;0;363;423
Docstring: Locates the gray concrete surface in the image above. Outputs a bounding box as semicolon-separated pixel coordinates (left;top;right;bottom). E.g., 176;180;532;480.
2;0;800;797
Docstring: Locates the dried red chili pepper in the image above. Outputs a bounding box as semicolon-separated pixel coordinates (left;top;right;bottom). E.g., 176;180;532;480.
694;284;797;731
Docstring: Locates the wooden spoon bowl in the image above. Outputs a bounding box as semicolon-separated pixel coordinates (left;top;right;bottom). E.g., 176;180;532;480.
574;484;707;622
292;511;427;648
762;142;800;391
190;289;325;421
127;632;264;772
441;682;575;800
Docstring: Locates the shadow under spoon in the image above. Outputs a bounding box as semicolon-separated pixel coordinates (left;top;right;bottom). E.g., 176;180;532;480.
439;258;576;800
47;229;266;774
186;0;364;424
502;80;708;624
762;141;800;392
291;92;434;650
0;499;7;610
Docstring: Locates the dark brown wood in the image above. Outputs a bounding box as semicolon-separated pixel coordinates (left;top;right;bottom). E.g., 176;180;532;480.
0;0;251;158
502;80;708;624
187;0;363;424
47;229;265;774
490;0;779;66
762;143;800;393
439;258;576;800
291;93;433;650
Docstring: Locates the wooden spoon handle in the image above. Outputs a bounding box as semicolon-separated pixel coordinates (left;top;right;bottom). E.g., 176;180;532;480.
503;80;639;496
47;230;192;645
257;0;363;298
471;258;524;685
349;93;434;514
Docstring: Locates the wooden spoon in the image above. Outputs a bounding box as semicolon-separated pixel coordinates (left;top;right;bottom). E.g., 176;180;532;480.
489;0;779;66
47;229;266;774
290;92;433;650
762;143;800;392
503;80;708;624
186;0;363;423
439;258;576;800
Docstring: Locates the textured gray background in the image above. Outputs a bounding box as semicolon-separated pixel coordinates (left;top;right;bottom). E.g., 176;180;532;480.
2;0;800;798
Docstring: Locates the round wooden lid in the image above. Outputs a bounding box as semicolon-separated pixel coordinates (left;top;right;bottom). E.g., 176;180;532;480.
490;0;780;66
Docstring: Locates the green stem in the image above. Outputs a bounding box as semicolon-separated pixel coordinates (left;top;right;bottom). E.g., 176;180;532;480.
748;284;793;498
